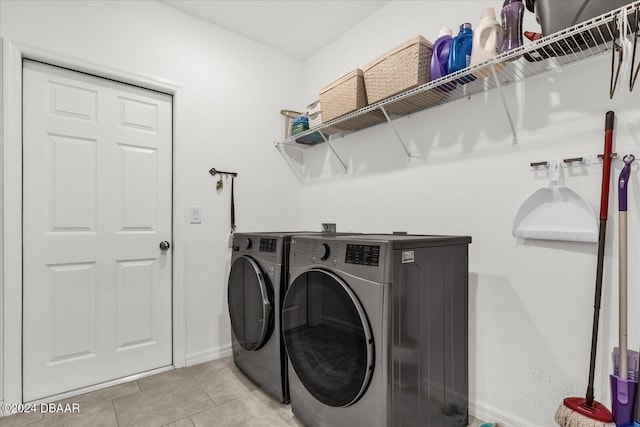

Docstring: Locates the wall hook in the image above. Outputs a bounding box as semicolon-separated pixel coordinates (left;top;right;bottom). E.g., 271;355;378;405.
530;161;549;170
209;167;238;178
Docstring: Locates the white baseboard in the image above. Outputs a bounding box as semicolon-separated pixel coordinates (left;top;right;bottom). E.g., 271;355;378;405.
185;345;232;367
471;400;536;427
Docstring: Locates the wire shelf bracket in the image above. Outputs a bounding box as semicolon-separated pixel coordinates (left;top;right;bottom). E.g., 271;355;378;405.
491;64;517;144
320;132;348;172
380;105;416;160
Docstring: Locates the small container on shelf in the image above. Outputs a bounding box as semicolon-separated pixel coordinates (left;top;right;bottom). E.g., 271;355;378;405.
295;132;326;145
306;100;322;115
280;109;301;139
291;115;309;135
308;111;322;128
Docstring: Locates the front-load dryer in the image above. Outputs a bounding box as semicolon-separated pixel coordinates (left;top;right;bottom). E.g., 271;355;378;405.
282;234;471;426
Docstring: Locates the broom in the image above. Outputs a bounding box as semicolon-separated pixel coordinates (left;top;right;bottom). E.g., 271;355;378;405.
554;111;616;427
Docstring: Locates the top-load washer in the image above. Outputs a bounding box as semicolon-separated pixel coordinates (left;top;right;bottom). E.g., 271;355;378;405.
282;234;471;426
227;231;357;404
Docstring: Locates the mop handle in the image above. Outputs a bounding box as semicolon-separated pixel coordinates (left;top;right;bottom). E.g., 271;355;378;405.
619;209;628;380
619;156;633;380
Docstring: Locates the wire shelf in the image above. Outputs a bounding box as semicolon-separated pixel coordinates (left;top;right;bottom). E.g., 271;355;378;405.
276;0;639;151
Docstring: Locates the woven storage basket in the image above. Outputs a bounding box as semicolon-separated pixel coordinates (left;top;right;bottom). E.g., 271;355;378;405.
333;110;386;132
319;69;368;122
363;35;444;115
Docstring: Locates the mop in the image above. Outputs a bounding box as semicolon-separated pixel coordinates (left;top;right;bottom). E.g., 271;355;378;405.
555;111;616;427
611;155;638;426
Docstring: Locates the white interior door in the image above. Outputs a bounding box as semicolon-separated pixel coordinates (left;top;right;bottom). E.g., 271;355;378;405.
22;60;173;402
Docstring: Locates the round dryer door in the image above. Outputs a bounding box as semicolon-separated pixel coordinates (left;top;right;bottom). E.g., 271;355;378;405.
227;256;274;351
282;268;374;407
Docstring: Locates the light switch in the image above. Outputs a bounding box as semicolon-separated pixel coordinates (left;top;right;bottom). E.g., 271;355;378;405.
189;206;202;224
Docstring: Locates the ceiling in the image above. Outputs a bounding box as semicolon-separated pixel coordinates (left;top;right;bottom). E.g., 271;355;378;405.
161;0;388;60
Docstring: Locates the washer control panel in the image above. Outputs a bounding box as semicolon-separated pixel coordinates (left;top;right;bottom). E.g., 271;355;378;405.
232;234;280;262
259;238;277;253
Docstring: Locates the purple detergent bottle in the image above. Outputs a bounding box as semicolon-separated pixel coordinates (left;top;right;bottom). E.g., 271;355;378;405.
448;23;475;83
430;27;456;91
430;27;453;80
501;0;524;53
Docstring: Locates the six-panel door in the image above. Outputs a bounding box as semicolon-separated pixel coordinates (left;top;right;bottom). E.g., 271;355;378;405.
22;60;173;401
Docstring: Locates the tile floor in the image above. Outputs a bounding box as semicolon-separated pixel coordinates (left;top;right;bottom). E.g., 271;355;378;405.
0;356;488;427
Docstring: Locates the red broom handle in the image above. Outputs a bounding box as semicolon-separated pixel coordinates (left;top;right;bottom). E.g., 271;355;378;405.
586;111;615;408
600;111;614;220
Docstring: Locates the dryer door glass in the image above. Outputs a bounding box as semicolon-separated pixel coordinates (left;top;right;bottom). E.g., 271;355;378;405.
282;268;374;407
228;256;274;351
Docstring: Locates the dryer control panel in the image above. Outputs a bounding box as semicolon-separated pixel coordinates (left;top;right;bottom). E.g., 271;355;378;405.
345;244;380;266
290;236;391;283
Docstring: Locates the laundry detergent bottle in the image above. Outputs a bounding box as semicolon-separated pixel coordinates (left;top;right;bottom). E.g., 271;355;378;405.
501;0;524;53
470;7;504;77
430;27;456;91
448;23;475;83
430;27;453;80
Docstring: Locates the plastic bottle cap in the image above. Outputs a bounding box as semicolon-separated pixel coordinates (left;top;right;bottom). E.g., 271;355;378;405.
480;7;496;20
461;23;472;31
439;27;453;37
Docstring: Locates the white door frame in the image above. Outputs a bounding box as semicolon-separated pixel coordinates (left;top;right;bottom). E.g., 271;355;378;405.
1;39;188;405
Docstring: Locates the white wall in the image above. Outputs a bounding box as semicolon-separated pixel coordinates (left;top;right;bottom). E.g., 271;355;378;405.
299;1;640;426
3;0;640;425
0;0;305;393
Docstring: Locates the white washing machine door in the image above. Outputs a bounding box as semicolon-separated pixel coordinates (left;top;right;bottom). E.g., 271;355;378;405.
282;268;374;407
227;255;274;351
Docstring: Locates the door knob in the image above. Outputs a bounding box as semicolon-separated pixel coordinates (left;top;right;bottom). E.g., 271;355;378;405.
159;241;171;251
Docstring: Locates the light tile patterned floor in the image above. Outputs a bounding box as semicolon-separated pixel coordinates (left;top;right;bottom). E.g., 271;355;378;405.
0;357;300;427
0;356;488;426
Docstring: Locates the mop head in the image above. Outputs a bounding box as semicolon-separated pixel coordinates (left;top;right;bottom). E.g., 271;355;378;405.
554;402;616;427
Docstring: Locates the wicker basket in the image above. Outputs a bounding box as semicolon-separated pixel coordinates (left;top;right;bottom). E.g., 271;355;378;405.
319;69;368;122
363;35;443;115
333;110;386;132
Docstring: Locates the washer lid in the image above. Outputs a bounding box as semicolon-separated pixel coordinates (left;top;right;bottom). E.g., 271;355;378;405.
282;268;374;407
227;255;274;351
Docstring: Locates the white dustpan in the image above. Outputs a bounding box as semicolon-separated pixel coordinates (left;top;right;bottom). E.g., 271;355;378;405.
512;159;598;243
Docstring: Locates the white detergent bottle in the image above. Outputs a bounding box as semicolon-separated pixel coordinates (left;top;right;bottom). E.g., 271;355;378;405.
470;7;504;78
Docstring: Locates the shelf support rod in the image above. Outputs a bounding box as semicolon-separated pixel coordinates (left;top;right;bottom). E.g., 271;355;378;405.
320;133;348;172
380;105;413;159
490;64;517;144
275;143;305;181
